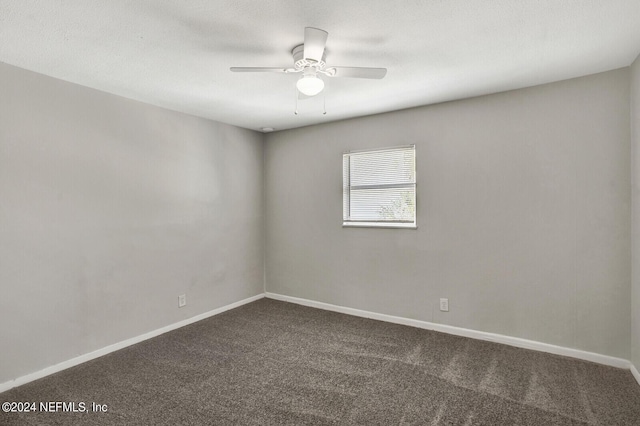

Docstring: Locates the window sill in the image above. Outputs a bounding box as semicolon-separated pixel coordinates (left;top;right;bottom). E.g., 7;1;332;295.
342;222;417;229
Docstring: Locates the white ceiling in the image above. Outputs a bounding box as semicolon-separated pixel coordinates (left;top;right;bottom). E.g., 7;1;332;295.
1;1;640;132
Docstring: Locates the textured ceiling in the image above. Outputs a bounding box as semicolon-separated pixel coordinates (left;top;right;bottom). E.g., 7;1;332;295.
1;0;640;132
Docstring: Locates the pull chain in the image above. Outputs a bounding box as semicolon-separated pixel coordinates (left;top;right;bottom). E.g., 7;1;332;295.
323;84;327;115
294;87;298;115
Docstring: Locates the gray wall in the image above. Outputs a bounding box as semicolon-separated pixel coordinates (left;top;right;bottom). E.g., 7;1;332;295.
0;62;264;384
265;69;631;359
632;54;640;369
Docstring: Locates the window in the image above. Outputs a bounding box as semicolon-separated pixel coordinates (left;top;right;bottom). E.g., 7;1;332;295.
343;145;416;228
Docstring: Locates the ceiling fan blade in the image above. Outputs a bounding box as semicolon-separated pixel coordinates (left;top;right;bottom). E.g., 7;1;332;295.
230;67;290;73
324;67;387;79
303;27;328;63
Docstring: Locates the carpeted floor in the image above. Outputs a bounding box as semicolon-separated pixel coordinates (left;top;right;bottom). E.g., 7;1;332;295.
1;298;640;425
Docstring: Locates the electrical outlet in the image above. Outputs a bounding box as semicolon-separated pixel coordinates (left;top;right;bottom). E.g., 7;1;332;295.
178;294;186;308
439;298;449;312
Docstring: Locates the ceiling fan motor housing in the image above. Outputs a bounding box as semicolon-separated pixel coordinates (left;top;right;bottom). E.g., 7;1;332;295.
292;44;326;70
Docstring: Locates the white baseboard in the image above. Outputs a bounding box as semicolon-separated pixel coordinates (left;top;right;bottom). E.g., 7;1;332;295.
631;364;640;386
0;293;264;394
265;292;631;370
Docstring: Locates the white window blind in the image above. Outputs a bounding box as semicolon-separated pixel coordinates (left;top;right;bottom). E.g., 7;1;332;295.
343;145;416;228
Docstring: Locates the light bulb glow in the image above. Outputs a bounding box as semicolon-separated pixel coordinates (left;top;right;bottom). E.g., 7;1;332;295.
296;75;324;96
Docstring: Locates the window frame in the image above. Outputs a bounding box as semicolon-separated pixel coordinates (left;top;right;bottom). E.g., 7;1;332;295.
342;144;417;229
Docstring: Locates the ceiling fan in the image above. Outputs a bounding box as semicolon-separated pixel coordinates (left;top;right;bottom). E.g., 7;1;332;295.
230;27;387;98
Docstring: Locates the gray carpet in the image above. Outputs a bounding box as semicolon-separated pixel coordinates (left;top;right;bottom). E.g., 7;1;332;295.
1;298;639;425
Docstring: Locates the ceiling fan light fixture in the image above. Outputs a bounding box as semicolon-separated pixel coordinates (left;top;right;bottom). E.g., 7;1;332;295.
296;74;324;96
